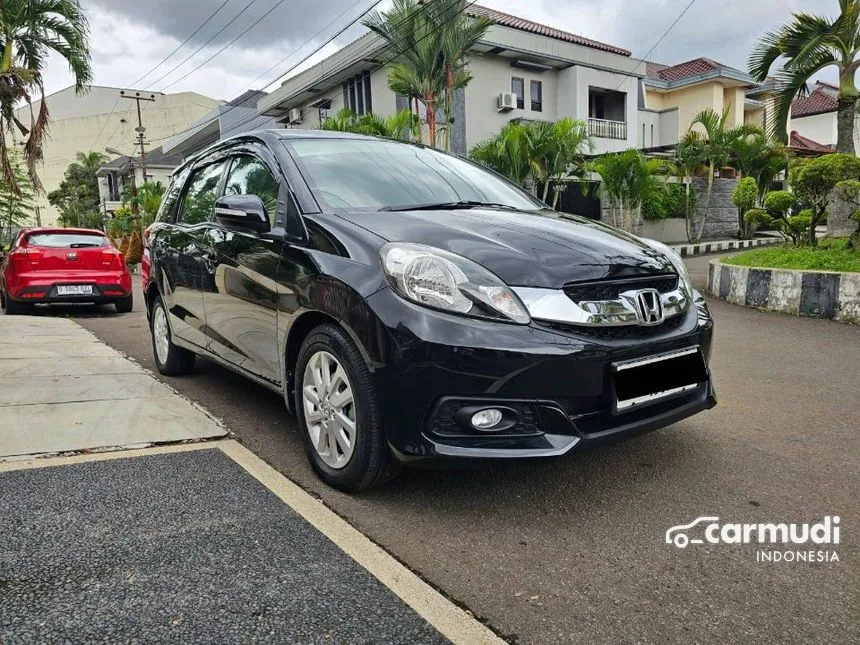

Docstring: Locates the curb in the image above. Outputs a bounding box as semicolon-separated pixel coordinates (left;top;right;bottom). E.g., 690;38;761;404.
672;237;781;257
707;259;860;323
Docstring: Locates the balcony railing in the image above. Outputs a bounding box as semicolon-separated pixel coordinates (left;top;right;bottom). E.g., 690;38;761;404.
588;117;627;140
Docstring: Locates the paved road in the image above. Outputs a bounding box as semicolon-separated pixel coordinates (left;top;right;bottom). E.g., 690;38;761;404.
48;255;860;644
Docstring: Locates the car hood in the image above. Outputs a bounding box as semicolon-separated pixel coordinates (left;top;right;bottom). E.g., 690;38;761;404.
336;208;675;288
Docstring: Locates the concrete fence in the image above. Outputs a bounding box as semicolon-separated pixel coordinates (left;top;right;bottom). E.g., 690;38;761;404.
708;260;860;323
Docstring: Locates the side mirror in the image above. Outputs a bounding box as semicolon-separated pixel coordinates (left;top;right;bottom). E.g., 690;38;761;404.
214;194;270;233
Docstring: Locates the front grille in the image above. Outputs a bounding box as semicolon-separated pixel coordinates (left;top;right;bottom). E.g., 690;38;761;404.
563;274;678;303
540;308;687;340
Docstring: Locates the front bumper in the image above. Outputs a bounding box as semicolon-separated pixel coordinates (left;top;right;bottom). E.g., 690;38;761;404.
357;287;716;463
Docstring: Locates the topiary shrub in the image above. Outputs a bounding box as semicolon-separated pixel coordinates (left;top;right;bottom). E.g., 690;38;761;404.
733;177;759;238
125;230;143;265
777;209;814;246
742;208;773;239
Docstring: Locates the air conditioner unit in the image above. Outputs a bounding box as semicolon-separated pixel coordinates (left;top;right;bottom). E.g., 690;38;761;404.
497;92;517;112
288;108;303;124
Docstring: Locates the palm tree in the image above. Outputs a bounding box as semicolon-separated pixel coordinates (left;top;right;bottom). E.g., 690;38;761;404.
730;131;788;203
0;0;92;193
527;118;592;208
321;108;420;141
365;0;445;147
469;122;532;186
430;0;492;151
672;131;706;242
749;0;860;153
688;108;759;242
590;149;664;232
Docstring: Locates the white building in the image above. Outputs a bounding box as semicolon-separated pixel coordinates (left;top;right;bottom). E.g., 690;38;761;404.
14;85;219;225
95;146;184;214
790;80;857;151
258;5;645;155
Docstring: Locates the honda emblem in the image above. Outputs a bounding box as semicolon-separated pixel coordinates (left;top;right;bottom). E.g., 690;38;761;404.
633;288;664;326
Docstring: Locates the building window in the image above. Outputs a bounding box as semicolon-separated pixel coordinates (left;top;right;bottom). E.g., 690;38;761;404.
511;77;524;109
342;71;373;115
530;80;542;112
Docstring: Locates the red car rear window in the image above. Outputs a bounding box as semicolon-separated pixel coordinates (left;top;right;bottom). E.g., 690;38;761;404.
26;233;108;248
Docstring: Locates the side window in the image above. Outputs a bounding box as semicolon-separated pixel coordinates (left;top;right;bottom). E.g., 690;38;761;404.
179;161;226;225
224;155;279;225
156;167;190;222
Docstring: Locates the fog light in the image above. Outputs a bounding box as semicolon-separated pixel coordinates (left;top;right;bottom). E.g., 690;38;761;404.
471;408;503;429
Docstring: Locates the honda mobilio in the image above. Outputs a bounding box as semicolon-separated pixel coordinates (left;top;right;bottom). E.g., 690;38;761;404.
144;130;716;491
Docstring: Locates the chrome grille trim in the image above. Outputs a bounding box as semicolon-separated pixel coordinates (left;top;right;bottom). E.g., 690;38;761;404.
513;286;690;327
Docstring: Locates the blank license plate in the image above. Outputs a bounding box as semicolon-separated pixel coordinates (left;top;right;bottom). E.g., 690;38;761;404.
56;285;93;296
612;347;707;412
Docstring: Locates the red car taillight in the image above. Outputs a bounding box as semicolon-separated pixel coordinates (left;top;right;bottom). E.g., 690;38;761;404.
9;248;41;268
102;249;125;270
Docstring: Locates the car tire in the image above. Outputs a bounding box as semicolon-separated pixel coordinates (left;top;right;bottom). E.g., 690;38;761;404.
1;291;33;315
149;295;196;375
114;293;133;313
294;323;399;492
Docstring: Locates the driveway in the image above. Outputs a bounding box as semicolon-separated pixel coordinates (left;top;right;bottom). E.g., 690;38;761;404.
54;255;860;643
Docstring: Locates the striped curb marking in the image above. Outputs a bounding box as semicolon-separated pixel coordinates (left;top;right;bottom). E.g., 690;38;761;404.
673;237;781;257
708;260;860;323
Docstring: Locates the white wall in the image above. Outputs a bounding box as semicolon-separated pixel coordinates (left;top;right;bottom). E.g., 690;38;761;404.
791;112;836;146
463;54;557;148
14;86;218;225
558;66;638;153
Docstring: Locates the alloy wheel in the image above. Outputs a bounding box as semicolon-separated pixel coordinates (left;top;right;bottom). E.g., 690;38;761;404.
152;305;170;365
302;350;356;469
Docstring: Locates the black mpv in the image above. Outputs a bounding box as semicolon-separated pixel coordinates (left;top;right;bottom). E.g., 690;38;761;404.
145;130;716;491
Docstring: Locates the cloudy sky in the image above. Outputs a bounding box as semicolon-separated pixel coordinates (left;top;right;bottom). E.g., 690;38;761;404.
40;0;837;100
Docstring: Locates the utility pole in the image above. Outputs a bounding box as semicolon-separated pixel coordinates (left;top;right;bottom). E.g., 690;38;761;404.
120;91;156;183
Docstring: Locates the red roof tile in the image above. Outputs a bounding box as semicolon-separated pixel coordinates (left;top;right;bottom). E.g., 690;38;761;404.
469;5;630;57
789;130;833;153
791;85;838;117
645;57;745;82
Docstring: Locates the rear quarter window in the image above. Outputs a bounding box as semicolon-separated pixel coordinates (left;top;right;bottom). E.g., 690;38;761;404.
26;233;108;248
156;167;191;223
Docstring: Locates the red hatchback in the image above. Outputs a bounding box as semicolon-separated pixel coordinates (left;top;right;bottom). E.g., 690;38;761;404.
1;228;132;315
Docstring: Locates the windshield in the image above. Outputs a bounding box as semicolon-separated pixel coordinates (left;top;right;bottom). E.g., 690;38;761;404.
286;138;544;212
26;233;108;248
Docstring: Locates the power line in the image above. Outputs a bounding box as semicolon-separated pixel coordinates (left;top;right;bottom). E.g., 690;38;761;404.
158;0;291;92
131;0;235;87
149;0;471;145
144;0;261;91
86;95;121;150
146;0;385;144
614;0;698;91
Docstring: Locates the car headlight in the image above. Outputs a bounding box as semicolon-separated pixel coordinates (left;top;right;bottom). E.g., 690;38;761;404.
640;238;692;294
380;243;530;324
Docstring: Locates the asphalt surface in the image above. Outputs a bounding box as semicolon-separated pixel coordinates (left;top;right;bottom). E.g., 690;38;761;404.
40;255;860;644
0;449;446;644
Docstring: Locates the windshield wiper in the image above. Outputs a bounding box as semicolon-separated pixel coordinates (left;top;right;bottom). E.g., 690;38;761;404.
381;200;523;212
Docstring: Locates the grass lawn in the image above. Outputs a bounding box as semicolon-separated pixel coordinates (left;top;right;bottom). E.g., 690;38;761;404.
723;238;860;273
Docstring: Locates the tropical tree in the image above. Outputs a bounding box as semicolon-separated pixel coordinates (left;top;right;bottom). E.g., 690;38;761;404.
364;0;490;149
430;0;492;150
789;152;860;245
321;108;420;141
672;130;707;242
0;148;32;245
0;0;92;193
123;180;165;228
469;121;532;186
48;150;107;228
749;0;860;153
730;131;788;202
526;118;592;208
688;108;759;242
589;149;664;233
